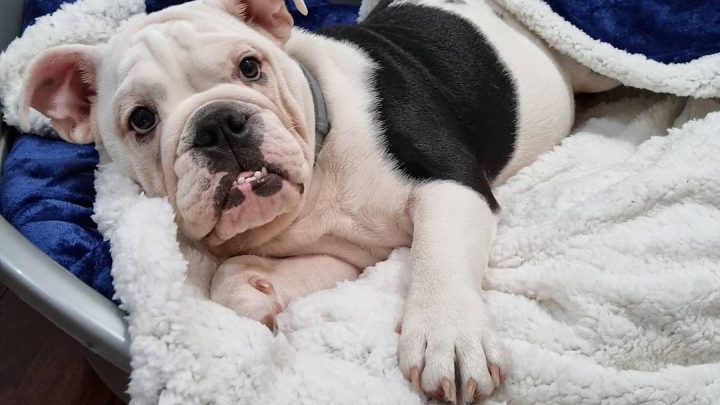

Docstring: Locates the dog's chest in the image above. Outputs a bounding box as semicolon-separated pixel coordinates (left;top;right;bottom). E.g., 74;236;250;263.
253;183;415;268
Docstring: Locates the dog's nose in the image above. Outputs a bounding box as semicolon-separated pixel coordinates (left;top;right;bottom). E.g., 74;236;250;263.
193;107;248;148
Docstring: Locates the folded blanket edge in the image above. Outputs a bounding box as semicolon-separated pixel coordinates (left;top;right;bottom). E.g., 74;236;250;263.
493;0;720;98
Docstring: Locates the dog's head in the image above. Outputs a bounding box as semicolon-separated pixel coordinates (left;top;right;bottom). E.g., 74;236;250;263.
19;0;318;254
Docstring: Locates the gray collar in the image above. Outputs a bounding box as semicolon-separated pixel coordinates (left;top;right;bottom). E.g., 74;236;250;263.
298;63;330;158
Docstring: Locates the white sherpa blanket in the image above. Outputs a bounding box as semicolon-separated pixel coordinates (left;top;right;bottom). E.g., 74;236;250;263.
2;1;720;404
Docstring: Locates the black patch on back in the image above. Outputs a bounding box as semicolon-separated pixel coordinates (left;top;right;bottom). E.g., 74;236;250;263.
320;3;518;211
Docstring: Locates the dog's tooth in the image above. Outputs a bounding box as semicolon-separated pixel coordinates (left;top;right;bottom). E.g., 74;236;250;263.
236;177;246;184
247;177;257;183
261;167;268;176
254;171;262;178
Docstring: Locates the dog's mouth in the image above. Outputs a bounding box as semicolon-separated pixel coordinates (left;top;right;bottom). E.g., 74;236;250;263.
172;103;309;245
195;161;305;245
232;167;285;198
214;163;304;212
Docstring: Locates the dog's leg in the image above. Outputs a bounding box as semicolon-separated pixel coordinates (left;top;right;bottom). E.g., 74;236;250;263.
553;50;620;93
400;181;509;404
211;255;359;330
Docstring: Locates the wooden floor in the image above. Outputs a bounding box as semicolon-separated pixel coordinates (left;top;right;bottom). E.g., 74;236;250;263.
0;282;125;405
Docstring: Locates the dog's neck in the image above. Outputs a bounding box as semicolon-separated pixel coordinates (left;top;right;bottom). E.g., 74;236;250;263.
298;62;330;159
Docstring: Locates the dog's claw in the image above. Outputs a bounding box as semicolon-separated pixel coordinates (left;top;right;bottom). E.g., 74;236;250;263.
261;314;278;334
490;364;501;387
465;378;478;402
440;377;453;402
410;367;422;394
427;377;454;402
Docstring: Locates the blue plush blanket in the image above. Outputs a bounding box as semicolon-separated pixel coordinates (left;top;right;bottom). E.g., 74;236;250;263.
544;0;720;64
0;0;359;301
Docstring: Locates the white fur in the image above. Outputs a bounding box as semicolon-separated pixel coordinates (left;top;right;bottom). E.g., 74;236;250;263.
401;181;508;402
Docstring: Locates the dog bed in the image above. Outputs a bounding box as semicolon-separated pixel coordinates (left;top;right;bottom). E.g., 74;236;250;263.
2;0;720;404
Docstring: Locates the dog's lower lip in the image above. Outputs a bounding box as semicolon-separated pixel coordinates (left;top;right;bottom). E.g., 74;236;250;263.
214;165;303;212
250;173;283;196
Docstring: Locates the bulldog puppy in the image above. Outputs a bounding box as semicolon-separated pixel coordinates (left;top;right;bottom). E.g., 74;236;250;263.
19;0;616;402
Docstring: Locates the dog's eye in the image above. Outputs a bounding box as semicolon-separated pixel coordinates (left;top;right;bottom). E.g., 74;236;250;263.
129;107;157;135
239;57;262;81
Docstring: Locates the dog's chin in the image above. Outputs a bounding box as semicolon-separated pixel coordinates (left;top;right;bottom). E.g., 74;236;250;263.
203;176;304;248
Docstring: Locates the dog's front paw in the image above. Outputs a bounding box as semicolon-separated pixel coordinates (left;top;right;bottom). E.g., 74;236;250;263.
210;263;284;332
398;289;509;404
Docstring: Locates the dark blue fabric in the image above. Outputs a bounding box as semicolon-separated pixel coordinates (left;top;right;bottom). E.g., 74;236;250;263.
22;0;77;31
23;1;359;32
145;0;360;30
1;0;358;301
545;0;720;64
0;136;116;300
146;0;359;30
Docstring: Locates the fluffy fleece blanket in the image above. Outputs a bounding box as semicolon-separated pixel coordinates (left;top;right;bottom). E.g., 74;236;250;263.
3;0;720;404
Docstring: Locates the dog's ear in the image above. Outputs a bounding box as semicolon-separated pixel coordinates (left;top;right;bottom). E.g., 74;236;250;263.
217;0;308;44
19;44;100;144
